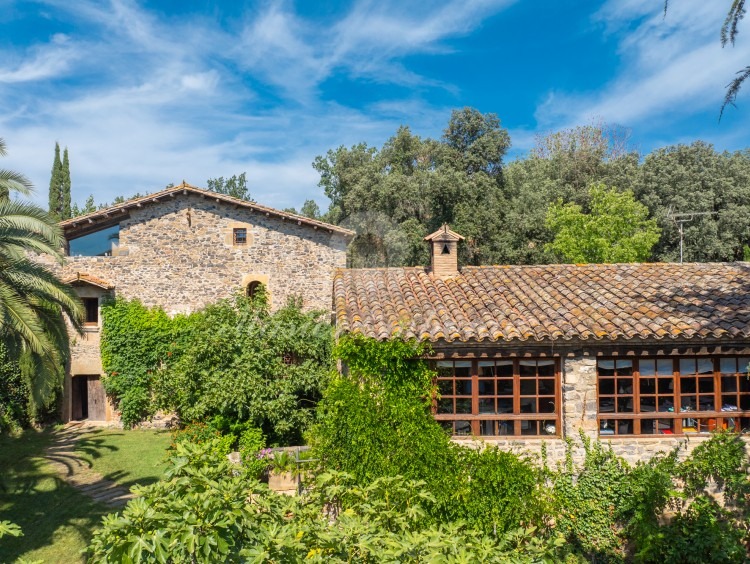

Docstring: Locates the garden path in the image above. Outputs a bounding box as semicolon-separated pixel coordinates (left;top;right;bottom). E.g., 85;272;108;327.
43;422;134;508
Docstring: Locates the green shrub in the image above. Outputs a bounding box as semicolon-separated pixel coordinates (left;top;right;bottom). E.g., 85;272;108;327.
310;334;544;535
87;440;569;563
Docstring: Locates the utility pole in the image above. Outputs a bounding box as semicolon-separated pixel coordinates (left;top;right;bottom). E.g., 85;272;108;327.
668;210;717;263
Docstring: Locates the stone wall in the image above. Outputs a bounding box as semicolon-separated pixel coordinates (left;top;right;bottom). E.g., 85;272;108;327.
44;193;348;422
45;193;349;314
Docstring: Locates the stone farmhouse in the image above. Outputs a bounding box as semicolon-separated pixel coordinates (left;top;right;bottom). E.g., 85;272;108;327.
334;225;750;462
44;182;354;423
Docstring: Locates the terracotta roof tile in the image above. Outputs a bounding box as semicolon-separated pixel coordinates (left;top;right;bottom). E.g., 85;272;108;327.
333;263;750;343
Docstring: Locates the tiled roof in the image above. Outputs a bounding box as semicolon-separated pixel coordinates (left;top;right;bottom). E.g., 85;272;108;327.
65;272;115;290
59;182;355;238
333;263;750;343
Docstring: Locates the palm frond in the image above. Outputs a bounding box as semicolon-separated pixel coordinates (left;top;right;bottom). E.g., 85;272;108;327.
721;0;746;46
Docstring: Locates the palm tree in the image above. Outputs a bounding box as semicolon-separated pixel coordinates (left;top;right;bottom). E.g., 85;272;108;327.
0;138;83;410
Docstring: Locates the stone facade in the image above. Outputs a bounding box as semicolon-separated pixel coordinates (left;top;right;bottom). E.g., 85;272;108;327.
45;190;350;423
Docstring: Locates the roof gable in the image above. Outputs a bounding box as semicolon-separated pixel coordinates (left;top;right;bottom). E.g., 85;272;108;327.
60;182;355;239
334;263;750;344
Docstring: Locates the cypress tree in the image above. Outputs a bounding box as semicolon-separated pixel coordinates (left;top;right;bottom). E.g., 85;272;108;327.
48;143;62;220
61;147;71;220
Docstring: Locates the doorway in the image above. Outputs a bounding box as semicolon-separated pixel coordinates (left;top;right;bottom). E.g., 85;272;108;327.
71;375;106;421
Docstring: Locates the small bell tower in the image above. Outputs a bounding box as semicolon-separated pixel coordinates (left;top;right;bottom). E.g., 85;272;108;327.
424;224;464;278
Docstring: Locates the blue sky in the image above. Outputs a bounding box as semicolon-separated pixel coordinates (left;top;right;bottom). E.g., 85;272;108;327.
1;0;749;212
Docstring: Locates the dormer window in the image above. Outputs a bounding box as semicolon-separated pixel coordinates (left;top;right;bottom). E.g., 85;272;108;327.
233;228;247;246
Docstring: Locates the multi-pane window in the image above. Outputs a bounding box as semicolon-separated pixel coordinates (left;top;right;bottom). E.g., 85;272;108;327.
233;228;247;245
597;357;750;436
435;358;560;437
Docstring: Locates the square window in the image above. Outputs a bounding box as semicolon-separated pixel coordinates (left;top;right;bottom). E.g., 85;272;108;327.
233;228;247;245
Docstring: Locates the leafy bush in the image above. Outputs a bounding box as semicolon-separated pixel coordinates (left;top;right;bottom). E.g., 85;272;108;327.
101;294;332;443
87;440;569;563
0;346;30;434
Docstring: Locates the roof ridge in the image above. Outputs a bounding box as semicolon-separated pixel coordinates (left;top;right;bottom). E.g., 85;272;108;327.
59;182;355;238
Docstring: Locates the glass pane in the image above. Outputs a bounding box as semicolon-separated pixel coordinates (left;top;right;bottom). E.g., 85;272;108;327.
519;361;536;377
497;398;513;413
738;417;750;433
656;419;675;434
657;359;673;376
478;398;495;414
680;358;695;375
496;361;513;376
537;360;555;376
722;395;738;410
599;397;616;413
741;396;750;410
454;362;471;377
698;396;714;411
641;419;657;434
599;419;616;435
639;360;656;376
478;379;494;396
658;378;674;394
599;378;615;395
520;398;536;413
497;379;513;395
520;420;538;435
455;380;472;395
697;358;713;374
454;421;471;436
741;377;750;393
616;359;633;375
641;377;657;395
722;376;738;393
479;420;495;436
616;420;634;435
698;377;714;393
739;358;750;375
520;379;536;395
437;380;453;395
437;398;454;414
439;421;453;434
478;361;495;377
617;397;634;413
640;397;656;412
681;396;697;411
538;378;555;395
721;358;737;374
657;396;674;412
436;361;453;377
597;360;615;376
681;378;696;394
617;378;633;394
541;420;557;435
497;420;514;435
455;399;472;414
539;398;556;413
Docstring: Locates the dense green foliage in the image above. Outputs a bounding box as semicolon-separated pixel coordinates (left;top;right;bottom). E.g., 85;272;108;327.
545;183;661;263
313;115;750;266
100;293;332;444
310;335;545;535
206;172;251;201
86;440;567;563
0;343;29;433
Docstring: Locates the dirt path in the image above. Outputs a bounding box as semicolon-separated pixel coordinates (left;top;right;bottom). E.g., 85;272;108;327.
43;422;134;508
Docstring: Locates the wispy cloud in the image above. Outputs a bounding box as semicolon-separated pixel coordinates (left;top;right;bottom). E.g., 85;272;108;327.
0;33;77;83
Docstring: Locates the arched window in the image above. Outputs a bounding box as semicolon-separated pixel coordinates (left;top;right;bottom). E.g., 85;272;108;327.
246;281;263;298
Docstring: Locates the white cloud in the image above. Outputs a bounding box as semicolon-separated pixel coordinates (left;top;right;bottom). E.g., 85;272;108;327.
0;35;78;83
535;0;750;136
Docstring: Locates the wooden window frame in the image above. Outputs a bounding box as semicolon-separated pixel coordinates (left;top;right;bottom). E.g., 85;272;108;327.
433;358;561;438
83;297;99;327
597;356;750;437
233;228;247;246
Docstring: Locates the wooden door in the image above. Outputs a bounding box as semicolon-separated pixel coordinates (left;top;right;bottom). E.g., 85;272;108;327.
72;376;86;420
87;375;106;421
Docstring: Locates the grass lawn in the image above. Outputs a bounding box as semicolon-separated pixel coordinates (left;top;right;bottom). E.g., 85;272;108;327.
0;427;171;563
74;428;172;489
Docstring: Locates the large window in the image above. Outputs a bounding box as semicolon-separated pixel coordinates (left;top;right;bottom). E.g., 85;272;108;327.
434;359;560;437
597;356;750;436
